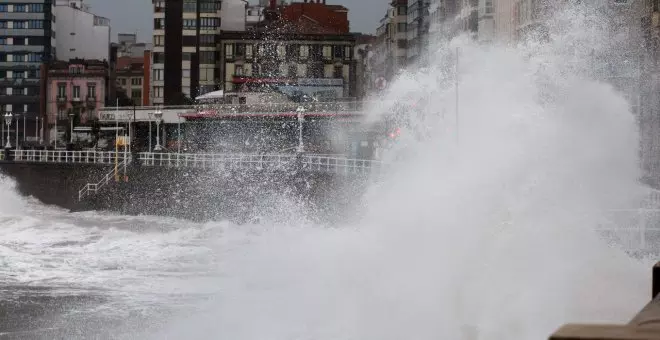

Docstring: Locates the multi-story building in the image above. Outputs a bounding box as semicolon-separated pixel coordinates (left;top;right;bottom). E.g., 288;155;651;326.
0;0;56;145
372;0;408;84
354;34;376;99
54;0;110;62
116;50;151;106
151;0;222;105
117;33;152;58
407;0;430;65
218;29;356;101
46;58;107;145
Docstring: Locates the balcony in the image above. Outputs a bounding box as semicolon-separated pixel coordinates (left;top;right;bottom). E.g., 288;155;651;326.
86;95;97;107
71;96;82;103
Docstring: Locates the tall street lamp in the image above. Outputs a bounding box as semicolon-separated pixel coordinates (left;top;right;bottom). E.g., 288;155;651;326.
4;112;11;148
296;106;305;153
154;107;163;151
68;112;74;144
148;111;153;152
14;113;19;149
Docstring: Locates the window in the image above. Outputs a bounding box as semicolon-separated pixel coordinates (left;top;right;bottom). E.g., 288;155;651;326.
27;69;36;78
12;71;25;79
153;69;163;81
225;44;234;58
14;21;25;29
28;4;43;12
72;86;80;99
87;84;96;98
398;6;407;15
182;69;190;78
200;51;215;63
131;78;142;85
333;65;342;78
0;21;7;29
200;17;219;28
153;35;164;46
183;0;196;12
154;18;165;29
0;38;5;45
14;37;26;45
199;67;214;81
484;0;493;13
27;20;42;29
13;54;25;62
246;44;253;58
199;1;219;12
14;4;25;12
235;65;244;76
183;19;196;28
153;52;164;63
0;4;7;12
57;83;66;97
27;53;40;62
154;86;163;98
398;23;407;32
333;46;343;59
323;45;332;59
200;34;215;47
131;89;142;99
300;45;309;58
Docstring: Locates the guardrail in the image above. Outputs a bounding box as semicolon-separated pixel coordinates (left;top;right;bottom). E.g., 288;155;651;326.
550;262;660;339
137;152;383;175
78;159;128;201
12;149;128;164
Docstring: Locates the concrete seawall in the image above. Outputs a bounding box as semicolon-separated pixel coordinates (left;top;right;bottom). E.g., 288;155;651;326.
0;161;371;223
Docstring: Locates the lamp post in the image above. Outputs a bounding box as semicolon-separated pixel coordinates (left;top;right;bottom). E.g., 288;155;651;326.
154;107;163;151
35;116;39;145
68;112;74;144
14;113;19;149
177;113;181;154
296;106;305;153
4;112;11;148
148;111;153;152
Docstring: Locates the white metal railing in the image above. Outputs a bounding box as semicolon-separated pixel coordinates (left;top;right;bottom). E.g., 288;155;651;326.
78;160;128;201
303;155;382;175
138;152;383;175
139;152;298;170
12;150;128;164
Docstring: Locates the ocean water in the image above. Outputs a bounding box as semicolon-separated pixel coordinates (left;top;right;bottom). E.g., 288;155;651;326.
0;3;657;339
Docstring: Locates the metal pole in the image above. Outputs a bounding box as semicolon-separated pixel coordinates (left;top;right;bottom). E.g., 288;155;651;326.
54;111;57;148
455;47;459;144
177;114;181;154
22;115;25;143
35;116;38;143
15;114;19;149
69;115;73;143
114;98;119;181
148;116;152;152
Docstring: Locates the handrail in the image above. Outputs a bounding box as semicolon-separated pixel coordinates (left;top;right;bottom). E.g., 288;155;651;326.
12;149;128;164
78;159;127;201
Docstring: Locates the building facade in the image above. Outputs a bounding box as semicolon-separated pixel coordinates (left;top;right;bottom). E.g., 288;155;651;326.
372;0;408;84
218;30;356;101
0;0;56;143
116;50;151;106
151;0;222;105
117;33;152;58
46;59;107;145
54;0;110;62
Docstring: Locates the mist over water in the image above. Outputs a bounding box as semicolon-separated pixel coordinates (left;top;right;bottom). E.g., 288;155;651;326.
0;3;657;339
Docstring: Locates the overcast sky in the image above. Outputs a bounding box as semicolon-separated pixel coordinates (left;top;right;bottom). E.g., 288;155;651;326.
83;0;386;42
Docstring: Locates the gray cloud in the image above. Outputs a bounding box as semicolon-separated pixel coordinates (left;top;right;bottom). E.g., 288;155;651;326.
83;0;386;42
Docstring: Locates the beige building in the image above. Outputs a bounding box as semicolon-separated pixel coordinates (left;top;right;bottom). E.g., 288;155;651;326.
372;0;409;83
218;31;357;101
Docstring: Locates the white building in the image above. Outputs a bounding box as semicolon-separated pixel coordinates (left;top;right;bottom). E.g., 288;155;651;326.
54;0;110;62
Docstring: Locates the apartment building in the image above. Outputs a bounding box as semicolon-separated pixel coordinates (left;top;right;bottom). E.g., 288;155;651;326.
54;0;110;62
373;0;408;83
219;30;356;100
116;51;151;106
151;0;223;105
0;0;56;144
407;0;430;65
